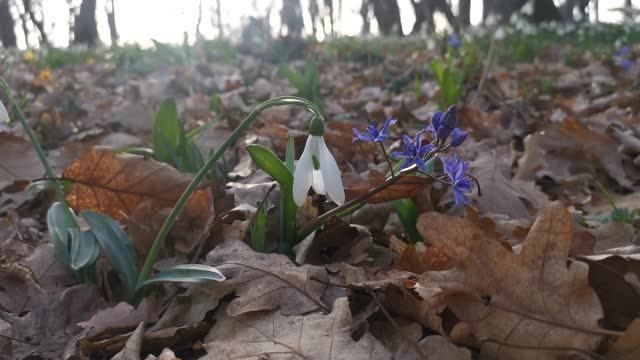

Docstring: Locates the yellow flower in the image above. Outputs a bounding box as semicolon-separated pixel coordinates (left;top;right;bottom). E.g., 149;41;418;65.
35;68;52;86
24;50;35;63
87;57;96;65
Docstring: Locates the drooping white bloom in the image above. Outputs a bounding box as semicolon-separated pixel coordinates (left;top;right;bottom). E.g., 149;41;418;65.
0;99;8;123
292;135;345;207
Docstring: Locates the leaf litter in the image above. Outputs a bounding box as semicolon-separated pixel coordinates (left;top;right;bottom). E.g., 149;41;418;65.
0;30;640;360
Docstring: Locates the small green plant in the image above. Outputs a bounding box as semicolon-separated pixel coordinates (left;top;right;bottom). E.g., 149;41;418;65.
0;79;225;304
279;59;324;111
583;182;640;225
430;34;476;109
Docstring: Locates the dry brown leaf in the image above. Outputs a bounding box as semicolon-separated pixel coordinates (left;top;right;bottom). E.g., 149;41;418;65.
343;170;434;204
201;298;391;360
0;131;43;191
418;335;471;360
111;321;144;360
204;240;329;316
62;146;213;254
607;318;640;360
416;202;604;359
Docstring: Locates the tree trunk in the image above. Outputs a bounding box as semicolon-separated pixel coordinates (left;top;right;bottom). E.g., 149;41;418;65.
106;0;118;47
371;0;402;36
360;0;370;35
0;0;17;47
309;0;319;38
531;0;562;22
459;0;471;28
434;0;459;33
325;0;334;38
280;0;303;38
74;0;98;46
624;0;633;21
22;0;48;46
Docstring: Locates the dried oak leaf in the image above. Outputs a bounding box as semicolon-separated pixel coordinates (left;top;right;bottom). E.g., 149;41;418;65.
62;146;213;254
201;298;391;360
63;146;209;222
416;202;604;359
343;170;434;204
204;240;329;316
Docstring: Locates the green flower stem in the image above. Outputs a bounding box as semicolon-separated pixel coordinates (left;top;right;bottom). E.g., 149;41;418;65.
138;96;322;284
0;78;94;282
279;186;297;256
0;79;71;211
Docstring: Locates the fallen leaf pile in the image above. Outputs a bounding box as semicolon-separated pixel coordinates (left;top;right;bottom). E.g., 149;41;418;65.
0;28;639;360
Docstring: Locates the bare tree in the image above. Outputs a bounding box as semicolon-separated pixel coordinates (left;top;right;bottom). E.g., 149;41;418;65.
74;0;98;46
0;0;17;47
360;0;371;35
22;0;48;46
195;0;203;41
280;0;303;38
411;0;458;35
309;0;319;38
371;0;402;36
106;0;118;47
459;0;471;28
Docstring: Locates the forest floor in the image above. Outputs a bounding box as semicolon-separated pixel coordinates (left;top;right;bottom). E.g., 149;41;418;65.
1;23;640;359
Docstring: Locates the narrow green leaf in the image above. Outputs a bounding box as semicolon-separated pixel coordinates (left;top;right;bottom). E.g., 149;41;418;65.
285;136;295;172
246;144;293;187
68;228;100;271
47;202;75;266
392;198;422;243
135;264;225;291
80;211;139;299
250;206;267;252
152;97;181;163
186;115;220;140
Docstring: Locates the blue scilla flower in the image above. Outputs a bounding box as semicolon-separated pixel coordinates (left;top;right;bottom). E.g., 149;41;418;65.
447;34;461;48
427;105;458;142
353;117;397;143
441;153;473;206
450;128;468;147
617;46;630;56
392;132;435;171
619;58;633;70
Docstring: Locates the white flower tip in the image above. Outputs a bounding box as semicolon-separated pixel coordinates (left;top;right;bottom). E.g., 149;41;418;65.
0;100;9;123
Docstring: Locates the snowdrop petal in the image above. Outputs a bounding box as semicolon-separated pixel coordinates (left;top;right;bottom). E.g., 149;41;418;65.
312;169;325;195
317;137;345;205
0;100;8;123
292;136;315;206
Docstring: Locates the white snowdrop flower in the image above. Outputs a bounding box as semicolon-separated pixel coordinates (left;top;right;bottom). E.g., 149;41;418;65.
0;99;9;123
292;116;345;207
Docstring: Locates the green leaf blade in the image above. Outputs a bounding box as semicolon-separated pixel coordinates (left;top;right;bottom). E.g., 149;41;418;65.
80;211;139;299
69;228;100;271
246;144;293;187
152;97;181;163
136;264;225;291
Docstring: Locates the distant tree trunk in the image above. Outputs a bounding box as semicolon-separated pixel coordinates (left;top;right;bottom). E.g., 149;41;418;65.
594;0;599;21
195;0;203;41
360;0;370;35
531;0;562;22
624;0;633;21
280;0;303;38
325;0;334;38
22;0;48;46
74;0;98;46
459;0;471;28
66;0;75;44
563;0;576;21
106;0;118;47
0;0;17;47
309;0;319;38
410;0;434;34
371;0;402;36
18;9;30;47
434;0;459;33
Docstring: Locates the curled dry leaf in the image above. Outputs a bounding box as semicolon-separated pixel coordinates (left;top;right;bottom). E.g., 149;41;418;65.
62;146;213;254
111;321;144;360
416;202;604;359
204;240;329;316
201;298;391;360
343;170;434;204
607;318;640;360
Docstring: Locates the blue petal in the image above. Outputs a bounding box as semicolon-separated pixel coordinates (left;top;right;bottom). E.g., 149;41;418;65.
431;112;443;131
450;128;468;147
415;157;426;172
392;151;413;159
398;158;413;171
380;117;397;137
418;143;435;157
352;128;374;142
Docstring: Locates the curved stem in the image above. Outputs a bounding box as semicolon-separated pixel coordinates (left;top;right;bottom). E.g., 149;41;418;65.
138;96;321;284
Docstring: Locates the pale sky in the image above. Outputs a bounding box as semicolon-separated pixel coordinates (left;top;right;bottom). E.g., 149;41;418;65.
12;0;631;48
